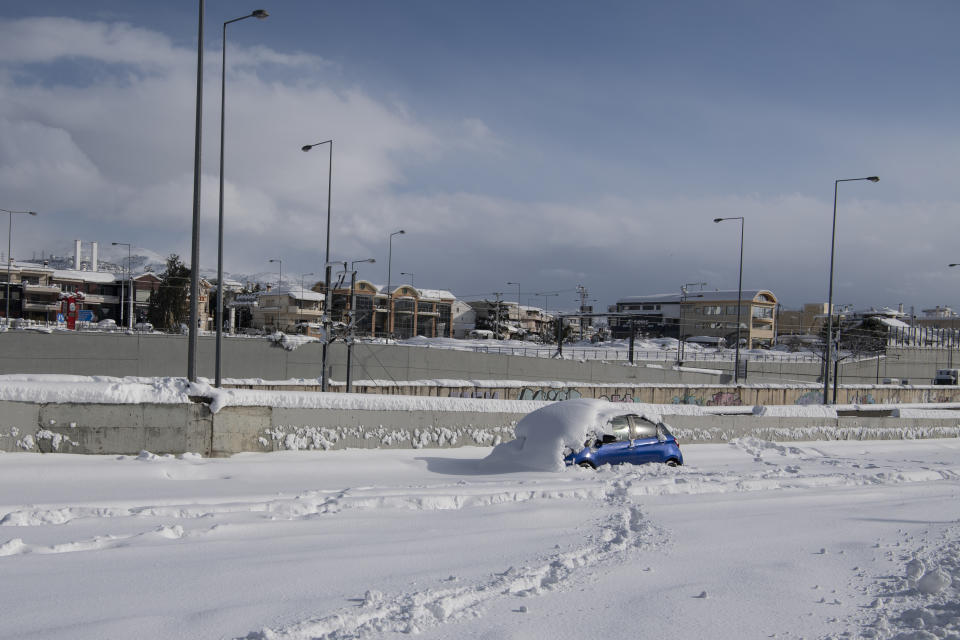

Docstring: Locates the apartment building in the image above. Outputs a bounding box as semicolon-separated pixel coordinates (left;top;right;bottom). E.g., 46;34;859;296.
611;289;778;348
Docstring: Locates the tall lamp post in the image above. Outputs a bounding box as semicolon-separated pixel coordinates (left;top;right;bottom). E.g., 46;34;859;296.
301;139;333;390
216;8;269;388
714;216;745;383
3;209;37;324
187;0;205;382
385;229;405;338
111;242;133;330
824;176;879;404
346;258;376;393
268;258;282;332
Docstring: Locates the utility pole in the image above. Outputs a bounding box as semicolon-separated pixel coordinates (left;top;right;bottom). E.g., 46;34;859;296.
576;284;589;340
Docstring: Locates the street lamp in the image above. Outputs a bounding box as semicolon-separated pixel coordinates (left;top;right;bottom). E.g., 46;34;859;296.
111;242;133;331
215;8;269;388
3;209;37;324
385;229;405;339
346;258;376;393
301;138;334;390
187;0;205;382
269;258;282;333
824;176;879;404
714;216;745;384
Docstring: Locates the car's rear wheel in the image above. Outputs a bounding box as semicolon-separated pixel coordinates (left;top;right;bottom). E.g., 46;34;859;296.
578;461;595;469
665;459;680;467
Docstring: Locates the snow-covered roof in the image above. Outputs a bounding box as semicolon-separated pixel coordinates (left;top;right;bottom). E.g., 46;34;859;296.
877;316;911;329
355;281;455;300
52;269;118;284
259;288;324;302
8;260;54;273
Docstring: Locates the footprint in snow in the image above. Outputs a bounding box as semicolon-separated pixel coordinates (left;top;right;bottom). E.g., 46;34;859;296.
694;591;708;599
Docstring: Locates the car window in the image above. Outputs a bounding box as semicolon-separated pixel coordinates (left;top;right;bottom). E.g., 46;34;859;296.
608;416;631;441
630;417;658;440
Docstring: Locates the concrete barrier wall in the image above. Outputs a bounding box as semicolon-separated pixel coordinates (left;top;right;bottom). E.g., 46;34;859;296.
5;331;956;385
248;381;960;407
3;399;959;457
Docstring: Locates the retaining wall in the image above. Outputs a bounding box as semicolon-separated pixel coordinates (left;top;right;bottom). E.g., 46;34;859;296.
3;399;958;457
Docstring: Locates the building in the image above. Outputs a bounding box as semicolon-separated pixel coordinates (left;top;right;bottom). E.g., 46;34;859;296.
252;287;325;333
611;289;778;348
320;281;456;339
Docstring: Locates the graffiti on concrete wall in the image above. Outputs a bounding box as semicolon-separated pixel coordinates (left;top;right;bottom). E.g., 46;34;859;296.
849;393;876;404
796;390;824;405
669;391;742;406
709;391;742;406
518;388;583;402
598;394;636;403
448;390;501;399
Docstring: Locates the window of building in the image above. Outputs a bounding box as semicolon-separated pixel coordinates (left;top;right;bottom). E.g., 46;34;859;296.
752;306;773;319
642;304;655;310
394;298;414;313
726;305;740;315
437;303;451;335
417;301;433;314
416;314;433;336
354;295;374;333
394;311;414;338
703;305;722;316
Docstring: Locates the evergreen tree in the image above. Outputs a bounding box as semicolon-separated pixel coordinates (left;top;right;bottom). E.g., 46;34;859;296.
148;255;191;330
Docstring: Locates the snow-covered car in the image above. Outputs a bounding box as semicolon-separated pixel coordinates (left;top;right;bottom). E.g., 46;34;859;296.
97;319;117;331
134;322;154;332
484;398;683;472
564;413;683;469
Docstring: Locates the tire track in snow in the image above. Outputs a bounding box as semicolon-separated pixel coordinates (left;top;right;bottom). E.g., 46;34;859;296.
239;498;665;640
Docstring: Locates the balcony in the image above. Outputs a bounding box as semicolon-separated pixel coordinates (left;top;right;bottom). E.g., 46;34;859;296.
23;301;61;312
23;284;61;295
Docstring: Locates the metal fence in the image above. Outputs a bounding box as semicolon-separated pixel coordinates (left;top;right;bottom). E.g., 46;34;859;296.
887;326;960;349
466;345;823;363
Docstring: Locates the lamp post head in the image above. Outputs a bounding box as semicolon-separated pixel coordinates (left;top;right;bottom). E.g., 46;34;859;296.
950;264;959;268
867;176;879;182
251;9;269;19
301;145;312;152
713;218;724;223
28;211;37;216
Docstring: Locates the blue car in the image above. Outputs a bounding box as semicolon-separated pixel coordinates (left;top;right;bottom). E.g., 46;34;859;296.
564;413;683;469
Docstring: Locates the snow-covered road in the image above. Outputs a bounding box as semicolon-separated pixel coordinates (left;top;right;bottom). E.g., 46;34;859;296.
1;439;958;639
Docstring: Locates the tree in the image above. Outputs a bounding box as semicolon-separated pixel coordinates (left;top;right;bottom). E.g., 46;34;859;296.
148;255;191;331
819;316;888;357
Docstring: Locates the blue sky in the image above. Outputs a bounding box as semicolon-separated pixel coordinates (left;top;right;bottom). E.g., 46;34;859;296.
1;1;958;312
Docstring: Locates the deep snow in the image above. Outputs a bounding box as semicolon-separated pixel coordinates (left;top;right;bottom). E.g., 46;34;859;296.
1;439;958;639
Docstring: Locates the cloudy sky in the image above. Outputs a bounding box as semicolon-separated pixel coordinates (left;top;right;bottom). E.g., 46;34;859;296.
1;1;958;313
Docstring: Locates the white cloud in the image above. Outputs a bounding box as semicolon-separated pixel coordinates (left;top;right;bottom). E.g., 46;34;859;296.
0;16;958;312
